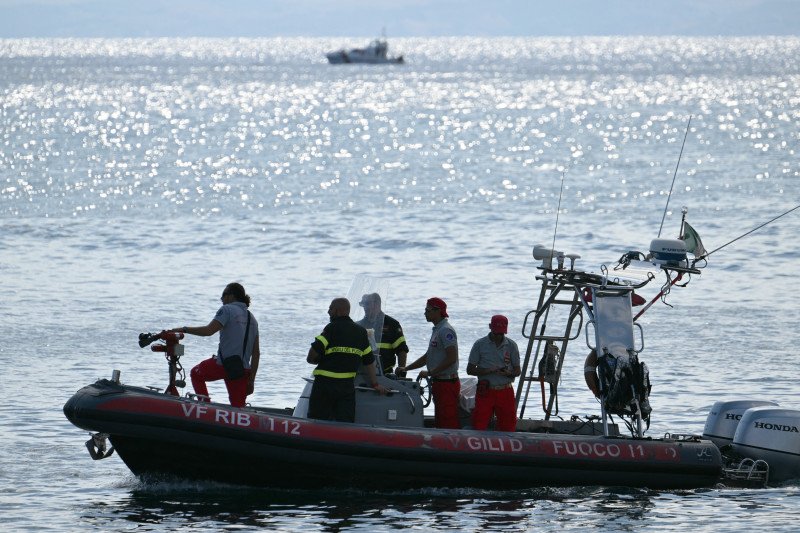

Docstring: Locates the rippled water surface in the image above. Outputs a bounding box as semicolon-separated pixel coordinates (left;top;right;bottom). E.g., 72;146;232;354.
1;37;799;531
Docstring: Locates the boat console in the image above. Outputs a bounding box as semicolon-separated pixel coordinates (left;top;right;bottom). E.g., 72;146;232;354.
292;366;427;428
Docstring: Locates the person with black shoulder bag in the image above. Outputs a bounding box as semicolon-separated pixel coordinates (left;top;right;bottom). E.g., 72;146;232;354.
171;282;261;407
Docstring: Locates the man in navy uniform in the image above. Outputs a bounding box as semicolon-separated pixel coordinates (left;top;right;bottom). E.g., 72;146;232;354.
307;297;386;422
356;293;409;376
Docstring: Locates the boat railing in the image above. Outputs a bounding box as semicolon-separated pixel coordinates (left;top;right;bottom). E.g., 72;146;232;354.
185;392;211;402
722;458;770;486
663;432;704;441
516;269;585;421
516;256;656;437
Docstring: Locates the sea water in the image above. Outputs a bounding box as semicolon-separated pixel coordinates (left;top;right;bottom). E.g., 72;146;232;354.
1;37;799;532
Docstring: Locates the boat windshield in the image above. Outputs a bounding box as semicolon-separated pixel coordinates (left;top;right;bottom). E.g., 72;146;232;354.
592;290;636;356
347;274;389;363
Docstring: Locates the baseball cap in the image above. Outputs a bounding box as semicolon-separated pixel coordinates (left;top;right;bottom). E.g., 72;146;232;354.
359;293;381;306
426;297;448;318
490;314;508;334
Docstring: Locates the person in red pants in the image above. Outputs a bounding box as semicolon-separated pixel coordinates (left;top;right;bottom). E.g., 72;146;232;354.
171;282;260;407
466;315;521;432
398;297;460;429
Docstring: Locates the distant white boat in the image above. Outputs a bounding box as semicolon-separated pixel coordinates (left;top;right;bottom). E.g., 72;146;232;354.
326;38;404;65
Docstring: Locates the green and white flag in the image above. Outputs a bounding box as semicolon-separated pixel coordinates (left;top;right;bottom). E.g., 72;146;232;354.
682;222;706;257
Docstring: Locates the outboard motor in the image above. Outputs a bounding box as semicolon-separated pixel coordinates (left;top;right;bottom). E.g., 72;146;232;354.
731;406;800;482
703;400;779;448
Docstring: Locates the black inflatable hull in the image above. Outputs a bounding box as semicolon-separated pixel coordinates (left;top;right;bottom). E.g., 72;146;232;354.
64;380;722;489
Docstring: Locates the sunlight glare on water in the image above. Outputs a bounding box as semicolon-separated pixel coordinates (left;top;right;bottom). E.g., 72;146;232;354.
2;37;797;220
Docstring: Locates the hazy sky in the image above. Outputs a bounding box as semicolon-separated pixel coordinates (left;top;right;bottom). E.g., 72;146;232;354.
1;0;799;38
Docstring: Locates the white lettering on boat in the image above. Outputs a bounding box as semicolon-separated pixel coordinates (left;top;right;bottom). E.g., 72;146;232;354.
551;441;624;458
214;409;252;427
549;441;680;461
466;436;523;452
179;403;255;427
181;403;209;419
260;417;301;436
627;444;643;457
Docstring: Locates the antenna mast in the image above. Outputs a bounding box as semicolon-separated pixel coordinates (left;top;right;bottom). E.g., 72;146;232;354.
658;115;692;237
550;170;566;256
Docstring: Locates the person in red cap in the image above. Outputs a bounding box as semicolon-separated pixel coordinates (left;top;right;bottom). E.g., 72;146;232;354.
397;297;460;429
466;314;521;432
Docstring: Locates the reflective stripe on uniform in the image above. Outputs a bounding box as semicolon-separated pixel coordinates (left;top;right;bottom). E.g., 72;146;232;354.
313;368;358;379
324;346;371;357
378;335;406;350
315;335;329;349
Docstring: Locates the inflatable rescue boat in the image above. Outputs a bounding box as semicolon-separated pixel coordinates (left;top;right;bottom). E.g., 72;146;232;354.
65;214;758;489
